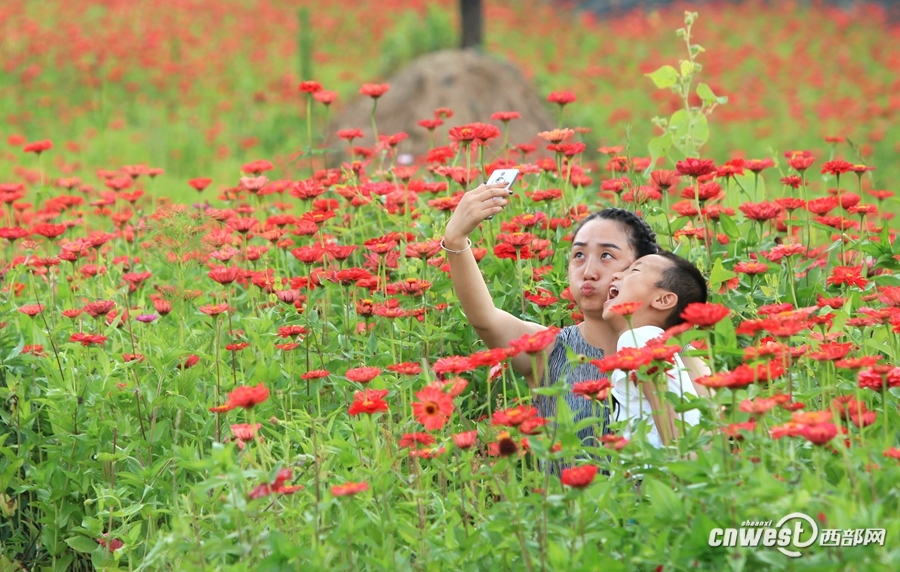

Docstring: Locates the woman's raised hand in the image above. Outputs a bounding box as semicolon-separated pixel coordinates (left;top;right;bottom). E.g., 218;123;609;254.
443;183;512;248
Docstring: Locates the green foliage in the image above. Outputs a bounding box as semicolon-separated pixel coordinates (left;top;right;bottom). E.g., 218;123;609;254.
378;6;458;77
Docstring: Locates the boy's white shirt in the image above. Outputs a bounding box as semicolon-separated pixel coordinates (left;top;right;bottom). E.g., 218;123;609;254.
609;325;701;448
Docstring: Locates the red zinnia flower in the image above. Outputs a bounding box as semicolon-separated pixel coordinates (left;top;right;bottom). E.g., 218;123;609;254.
411;386;454;430
188;178;212;192
680;303;730;328
739;201;782;222
492;405;538;427
23;140;53;154
787;155;815;172
349;389;389;416
70;333;108;346
231;423;261;442
345;366;382;383
18;304;44;317
508;327;560;354
298;80;323;93
547;91;576;105
359;83;390;98
199;303;229;316
226;383;270;409
332;482;369;497
800;422;838;446
826;266;867;289
607;301;642;316
387;362;422;375
808;342;853;361
739;397;778;416
734;261;769;275
452;431;478;449
820;160;854;176
572;379;612;401
601;434;629;450
432;355;476;374
560;465;598;488
675;158;717;178
398;432;435;449
301;369;330;380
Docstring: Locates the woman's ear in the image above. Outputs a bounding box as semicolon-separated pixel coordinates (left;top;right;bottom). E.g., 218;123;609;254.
652;291;678;312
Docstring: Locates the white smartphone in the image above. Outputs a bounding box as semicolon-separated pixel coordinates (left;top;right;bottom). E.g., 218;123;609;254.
485;168;519;219
486;168;520;189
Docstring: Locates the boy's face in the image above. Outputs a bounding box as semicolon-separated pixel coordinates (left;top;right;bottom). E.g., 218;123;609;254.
602;254;674;323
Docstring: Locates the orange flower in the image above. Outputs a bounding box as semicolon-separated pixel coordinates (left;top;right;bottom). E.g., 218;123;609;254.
332;482;369;497
411;386;454;430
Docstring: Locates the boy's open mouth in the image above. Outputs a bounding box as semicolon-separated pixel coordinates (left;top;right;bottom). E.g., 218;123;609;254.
608;285;620;300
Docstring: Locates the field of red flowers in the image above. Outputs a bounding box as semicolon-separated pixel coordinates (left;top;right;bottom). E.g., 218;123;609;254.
1;1;899;571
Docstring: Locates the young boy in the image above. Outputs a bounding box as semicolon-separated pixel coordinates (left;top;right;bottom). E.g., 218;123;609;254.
601;251;708;448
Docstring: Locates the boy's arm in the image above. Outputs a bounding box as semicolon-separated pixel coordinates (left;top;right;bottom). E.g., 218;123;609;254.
681;353;715;398
639;377;679;445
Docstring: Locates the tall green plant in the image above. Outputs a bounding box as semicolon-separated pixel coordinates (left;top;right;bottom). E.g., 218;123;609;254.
644;11;728;173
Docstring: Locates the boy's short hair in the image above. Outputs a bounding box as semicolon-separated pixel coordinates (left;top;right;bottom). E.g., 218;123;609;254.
654;250;708;329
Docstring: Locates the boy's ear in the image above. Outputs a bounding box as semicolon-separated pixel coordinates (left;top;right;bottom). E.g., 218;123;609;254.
652;291;678;312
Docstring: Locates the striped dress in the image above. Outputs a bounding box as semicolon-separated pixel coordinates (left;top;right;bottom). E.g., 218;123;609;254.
536;325;611;448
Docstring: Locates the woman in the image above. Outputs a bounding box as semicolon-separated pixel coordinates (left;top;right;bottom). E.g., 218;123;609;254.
441;183;710;446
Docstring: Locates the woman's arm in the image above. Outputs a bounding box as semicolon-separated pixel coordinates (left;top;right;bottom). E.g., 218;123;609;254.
443;183;554;385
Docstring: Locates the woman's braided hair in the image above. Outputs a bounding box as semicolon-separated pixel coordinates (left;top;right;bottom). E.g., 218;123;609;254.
571;208;660;258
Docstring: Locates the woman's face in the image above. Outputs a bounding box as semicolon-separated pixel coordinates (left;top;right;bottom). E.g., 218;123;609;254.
568;218;636;318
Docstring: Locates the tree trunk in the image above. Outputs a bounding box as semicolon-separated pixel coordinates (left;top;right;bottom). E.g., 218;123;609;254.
460;0;483;49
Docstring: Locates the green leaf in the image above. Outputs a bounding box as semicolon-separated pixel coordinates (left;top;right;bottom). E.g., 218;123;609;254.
65;536;99;554
696;82;728;105
714;314;738;350
709;258;737;288
642;478;684;522
718;213;740;239
645;65;679;89
645;132;673;176
667;110;709;153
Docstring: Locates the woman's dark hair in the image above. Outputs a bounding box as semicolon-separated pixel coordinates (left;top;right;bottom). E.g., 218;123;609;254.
654;250;708;329
571;208;660;258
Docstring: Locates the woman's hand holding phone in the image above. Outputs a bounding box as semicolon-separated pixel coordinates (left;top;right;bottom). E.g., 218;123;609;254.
443;182;513;249
483;169;519;220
